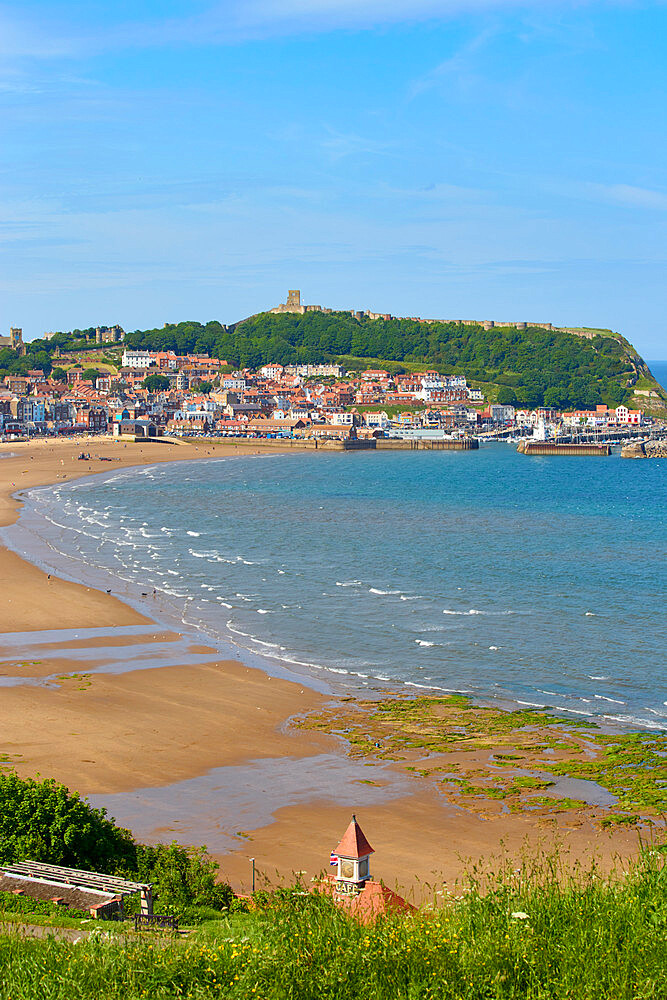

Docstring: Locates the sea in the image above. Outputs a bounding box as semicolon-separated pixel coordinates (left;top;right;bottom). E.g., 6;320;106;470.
649;359;667;393
10;437;666;732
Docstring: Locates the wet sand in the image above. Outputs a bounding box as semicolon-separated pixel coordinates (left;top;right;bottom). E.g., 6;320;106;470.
0;437;645;894
0;659;328;793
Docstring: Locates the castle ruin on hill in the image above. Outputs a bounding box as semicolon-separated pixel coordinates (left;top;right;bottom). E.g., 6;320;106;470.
269;290;603;340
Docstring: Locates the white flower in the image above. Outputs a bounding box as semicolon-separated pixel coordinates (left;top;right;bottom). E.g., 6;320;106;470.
511;912;529;920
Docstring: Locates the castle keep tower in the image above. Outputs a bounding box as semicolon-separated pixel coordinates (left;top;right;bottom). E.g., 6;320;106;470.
270;289;307;315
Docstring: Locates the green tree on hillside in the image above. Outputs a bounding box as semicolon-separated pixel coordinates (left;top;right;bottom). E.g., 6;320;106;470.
0;774;234;916
121;313;643;410
496;386;518;406
0;773;135;872
143;373;170;392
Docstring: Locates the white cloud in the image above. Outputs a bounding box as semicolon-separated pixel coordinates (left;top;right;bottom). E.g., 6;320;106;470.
0;0;644;62
588;183;667;211
320;127;395;160
227;0;599;35
0;9;77;58
408;25;498;98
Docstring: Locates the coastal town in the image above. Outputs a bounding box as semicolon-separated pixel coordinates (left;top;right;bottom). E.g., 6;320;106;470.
0;323;658;444
3;2;666;994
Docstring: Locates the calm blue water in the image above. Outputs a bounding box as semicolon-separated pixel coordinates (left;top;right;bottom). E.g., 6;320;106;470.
649;360;667;391
21;446;667;729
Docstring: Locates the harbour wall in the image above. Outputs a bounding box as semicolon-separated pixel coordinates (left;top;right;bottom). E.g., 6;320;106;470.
517;441;611;456
161;435;479;452
376;438;479;451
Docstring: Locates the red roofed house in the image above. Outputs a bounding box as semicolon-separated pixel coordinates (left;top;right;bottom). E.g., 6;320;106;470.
314;815;415;923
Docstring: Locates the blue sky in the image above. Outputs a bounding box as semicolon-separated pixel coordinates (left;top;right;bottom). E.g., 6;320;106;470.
1;1;666;357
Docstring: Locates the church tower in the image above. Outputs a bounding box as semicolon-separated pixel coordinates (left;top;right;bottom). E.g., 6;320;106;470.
333;815;374;888
10;327;25;356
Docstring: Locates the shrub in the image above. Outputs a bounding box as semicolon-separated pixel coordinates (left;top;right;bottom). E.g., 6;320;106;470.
0;774;136;872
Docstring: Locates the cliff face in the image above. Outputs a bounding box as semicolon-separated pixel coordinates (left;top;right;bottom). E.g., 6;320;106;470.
621;440;667;459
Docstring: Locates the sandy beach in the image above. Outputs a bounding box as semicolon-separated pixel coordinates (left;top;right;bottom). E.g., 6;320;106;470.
0;437;648;895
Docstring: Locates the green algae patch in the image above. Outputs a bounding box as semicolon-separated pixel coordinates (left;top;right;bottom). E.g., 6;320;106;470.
297;694;667;820
529;796;589;813
297;693;591;761
600;813;641;828
546;733;667;814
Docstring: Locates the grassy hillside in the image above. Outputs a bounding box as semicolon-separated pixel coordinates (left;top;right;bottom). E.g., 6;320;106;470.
5;310;663;413
2;776;666;998
123;312;666;411
1;847;666;999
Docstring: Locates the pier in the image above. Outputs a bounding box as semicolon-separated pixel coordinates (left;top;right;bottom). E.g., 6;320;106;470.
517;441;611;456
180;436;479;452
376;438;479;451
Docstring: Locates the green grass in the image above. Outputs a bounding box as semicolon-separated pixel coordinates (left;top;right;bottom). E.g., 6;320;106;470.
1;848;666;998
0;892;90;922
0;910;100;931
633;376;661;391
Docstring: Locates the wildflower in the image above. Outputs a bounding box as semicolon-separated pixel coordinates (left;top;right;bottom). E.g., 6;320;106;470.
511;912;529;920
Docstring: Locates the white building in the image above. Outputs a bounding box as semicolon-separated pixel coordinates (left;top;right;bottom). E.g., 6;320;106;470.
532;418;547;441
289;404;314;421
615;405;643;425
330;411;357;425
489;404;515;423
363;410;389;429
122;350;152;370
285;363;343;378
260;364;284;380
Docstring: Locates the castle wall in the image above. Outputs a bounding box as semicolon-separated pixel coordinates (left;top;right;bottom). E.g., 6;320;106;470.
266;291;613;342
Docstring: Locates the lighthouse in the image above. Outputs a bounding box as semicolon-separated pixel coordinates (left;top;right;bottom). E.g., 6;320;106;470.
333;814;374;889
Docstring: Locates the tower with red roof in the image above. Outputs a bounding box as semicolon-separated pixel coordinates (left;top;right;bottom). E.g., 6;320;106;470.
333;814;374;888
317;815;415;922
